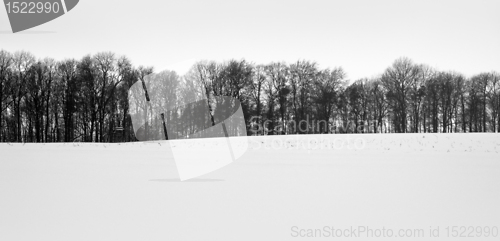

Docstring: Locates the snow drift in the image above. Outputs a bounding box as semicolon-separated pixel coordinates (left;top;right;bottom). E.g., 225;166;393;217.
1;133;499;240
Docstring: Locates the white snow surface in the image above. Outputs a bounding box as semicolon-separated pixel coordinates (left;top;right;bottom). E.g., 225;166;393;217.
1;133;499;240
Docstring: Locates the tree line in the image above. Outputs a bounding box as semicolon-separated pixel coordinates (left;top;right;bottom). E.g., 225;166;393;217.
0;49;499;142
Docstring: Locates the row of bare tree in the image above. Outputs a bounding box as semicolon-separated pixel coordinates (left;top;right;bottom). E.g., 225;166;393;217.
0;50;499;142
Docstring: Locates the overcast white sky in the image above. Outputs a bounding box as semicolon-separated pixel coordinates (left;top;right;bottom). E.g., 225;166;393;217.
1;0;499;80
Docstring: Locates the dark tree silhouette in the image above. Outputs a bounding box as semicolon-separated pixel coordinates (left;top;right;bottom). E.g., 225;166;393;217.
0;49;499;142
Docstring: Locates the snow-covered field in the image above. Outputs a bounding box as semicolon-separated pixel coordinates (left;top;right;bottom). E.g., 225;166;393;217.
1;134;499;241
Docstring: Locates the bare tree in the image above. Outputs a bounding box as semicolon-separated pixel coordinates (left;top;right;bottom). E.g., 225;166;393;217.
264;62;289;134
313;68;345;133
486;72;500;132
289;60;317;134
381;57;421;133
12;51;35;141
248;64;266;134
0;50;13;141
